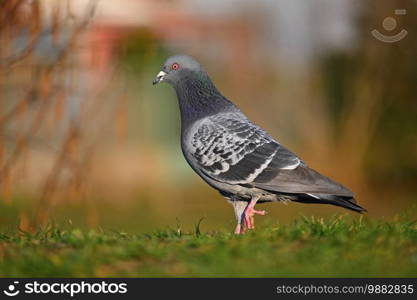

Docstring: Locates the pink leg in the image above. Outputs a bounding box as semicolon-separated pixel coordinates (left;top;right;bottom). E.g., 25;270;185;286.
242;197;266;230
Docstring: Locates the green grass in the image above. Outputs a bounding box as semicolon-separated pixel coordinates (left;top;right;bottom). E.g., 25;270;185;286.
0;216;416;277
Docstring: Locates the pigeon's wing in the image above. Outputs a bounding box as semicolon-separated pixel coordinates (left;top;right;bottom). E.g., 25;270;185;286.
253;163;353;197
188;112;296;184
188;112;353;197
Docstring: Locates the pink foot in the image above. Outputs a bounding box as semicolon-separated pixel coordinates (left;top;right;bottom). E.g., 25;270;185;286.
243;208;267;230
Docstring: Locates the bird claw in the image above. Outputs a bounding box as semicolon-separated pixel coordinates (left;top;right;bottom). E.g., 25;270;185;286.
241;208;267;232
254;209;267;216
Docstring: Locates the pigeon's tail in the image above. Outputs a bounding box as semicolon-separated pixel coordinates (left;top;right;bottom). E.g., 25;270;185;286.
291;193;367;213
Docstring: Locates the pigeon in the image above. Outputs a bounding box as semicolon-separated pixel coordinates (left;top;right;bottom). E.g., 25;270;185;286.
153;54;366;234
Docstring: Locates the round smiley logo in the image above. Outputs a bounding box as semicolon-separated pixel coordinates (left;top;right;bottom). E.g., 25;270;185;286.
372;9;408;43
3;282;20;297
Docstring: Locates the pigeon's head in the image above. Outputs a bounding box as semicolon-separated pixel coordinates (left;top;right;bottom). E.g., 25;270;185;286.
153;54;205;86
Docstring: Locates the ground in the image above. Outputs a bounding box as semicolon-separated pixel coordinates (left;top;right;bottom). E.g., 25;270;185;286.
0;216;416;277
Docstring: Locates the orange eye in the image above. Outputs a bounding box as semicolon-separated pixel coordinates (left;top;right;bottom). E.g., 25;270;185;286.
172;63;180;70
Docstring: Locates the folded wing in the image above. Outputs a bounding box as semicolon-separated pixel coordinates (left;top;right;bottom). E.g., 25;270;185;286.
188;112;353;197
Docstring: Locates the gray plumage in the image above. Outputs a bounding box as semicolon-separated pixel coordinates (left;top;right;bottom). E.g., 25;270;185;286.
153;55;366;233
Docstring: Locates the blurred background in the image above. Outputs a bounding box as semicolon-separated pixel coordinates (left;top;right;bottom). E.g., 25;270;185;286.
0;0;416;233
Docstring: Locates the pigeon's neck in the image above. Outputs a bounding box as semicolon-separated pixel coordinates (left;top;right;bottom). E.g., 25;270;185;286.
174;72;236;127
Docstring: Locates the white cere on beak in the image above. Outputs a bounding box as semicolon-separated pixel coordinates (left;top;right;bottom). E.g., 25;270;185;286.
153;71;167;85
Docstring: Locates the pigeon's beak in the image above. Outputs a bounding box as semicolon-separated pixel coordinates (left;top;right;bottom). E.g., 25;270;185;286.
153;71;167;85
